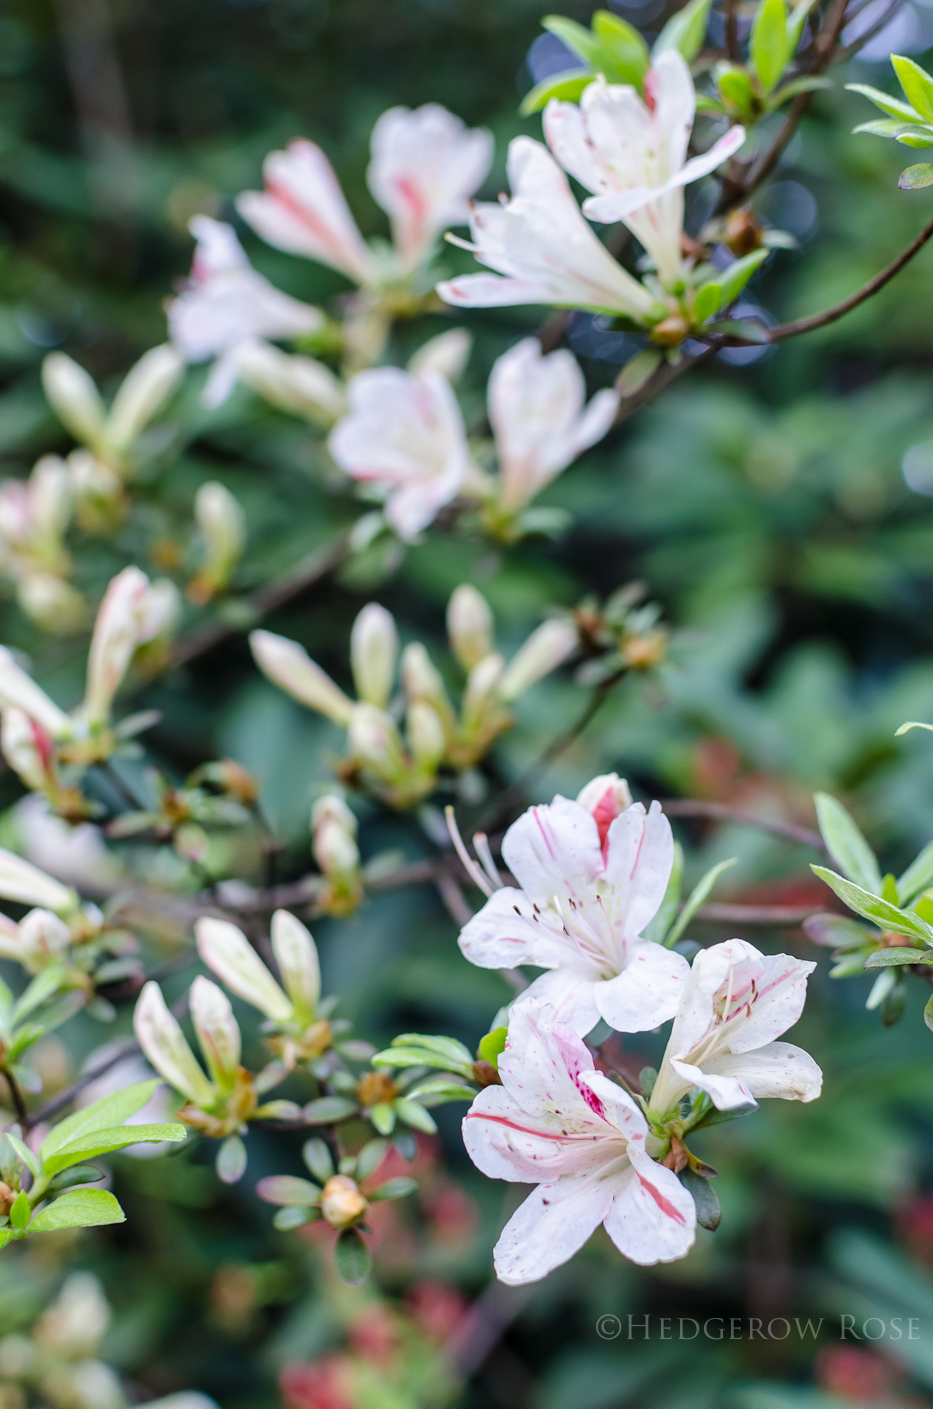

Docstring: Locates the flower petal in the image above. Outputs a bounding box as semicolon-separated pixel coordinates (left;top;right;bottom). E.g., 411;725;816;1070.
702;1040;823;1102
493;1167;616;1285
593;941;689;1033
601;801;674;942
195;917;293;1023
726;951;816;1054
457;885;576;971
603;1147;697;1265
502;796;604;911
582;124;747;224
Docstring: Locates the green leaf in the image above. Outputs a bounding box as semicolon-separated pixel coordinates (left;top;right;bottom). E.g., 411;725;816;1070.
616;347;663;396
10;1192;30;1230
678;1166;721;1231
640;1066;657;1100
11;966;67;1025
653;0;714;62
854;118;917;137
881;873;900;904
370;1102;396;1136
663;858;737;948
0;1229;15;1250
896;719;933;735
302;1137;335;1182
542;15;603;66
814;793;882;894
404;1079;476;1105
785;0;819;52
43;1123;186;1177
519;69;591;116
256;1175;322;1206
751;0;790;95
900;162;933;188
354;1139;389;1182
846;82;918;120
925;992;933;1033
864;947;931;967
302;1097;358;1124
768;75;833;107
216;1135;247;1185
273;1206;318;1230
392;1033;474;1066
478;1027;507;1069
333;1227;371;1284
393;1098;437;1134
28;1189;125;1234
811;865;933;944
370;1177;418;1201
802;912;879;949
716;65;756;118
591;10;650;84
896;129;933;148
900;841;933;904
718;249;770;306
4;1133;40;1181
41;1080;160;1161
694;283;723;324
695;94;730;114
882;978;907;1026
893;54;933;123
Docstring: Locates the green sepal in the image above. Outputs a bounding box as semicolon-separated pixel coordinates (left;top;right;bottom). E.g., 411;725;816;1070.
369;1177;418;1201
478;1027;508;1069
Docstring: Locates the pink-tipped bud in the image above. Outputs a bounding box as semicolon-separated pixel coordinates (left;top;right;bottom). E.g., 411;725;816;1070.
576;773;633;853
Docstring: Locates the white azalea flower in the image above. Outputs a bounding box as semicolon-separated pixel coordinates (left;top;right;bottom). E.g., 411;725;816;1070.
436;136;656;319
488;337;620;511
328;367;470;540
367;104;493;272
458;778;688;1035
167;216;323;408
648;938;823;1117
462;999;696;1285
544;54;746;287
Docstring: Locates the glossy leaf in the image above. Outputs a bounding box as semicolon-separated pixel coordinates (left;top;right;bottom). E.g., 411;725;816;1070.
812;866;933;943
28;1189;125;1234
814;793;882;895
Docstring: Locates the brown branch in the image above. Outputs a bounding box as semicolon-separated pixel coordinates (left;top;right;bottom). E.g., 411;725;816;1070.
726;0;739;62
4;1071;28;1126
716;214;933;346
171;529;352;668
659;799;825;849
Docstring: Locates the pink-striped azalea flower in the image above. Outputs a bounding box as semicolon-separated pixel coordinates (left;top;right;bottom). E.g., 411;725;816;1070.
544;53;746;288
328;367;470;540
648;939;823;1117
488;337;619;511
458;777;688;1035
436;137;656;319
167;217;323;408
463;999;696;1284
237;106;491;284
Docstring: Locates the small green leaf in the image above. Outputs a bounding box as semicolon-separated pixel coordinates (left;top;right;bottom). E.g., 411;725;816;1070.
678;1166;721;1231
333;1227;371;1284
0;1229;15;1250
393;1098;437;1134
11;966;67;1025
303;1097;358;1124
811;865;933;944
4;1133;40;1181
896;129;933;148
370;1177;418;1201
882;978;907;1027
542;15;602;66
893;54;933;123
591;10;650;85
896;719;933;735
900;162;933;188
653;0;714;62
718;249;770;306
695;94;730;114
864;947;931;967
785;0;819;52
751;0;790;95
716;65;756;118
694;283;723;324
10;1192;30;1231
882;873;900;904
898;841;933;903
519;69;591;116
640;1066;658;1100
273;1206;318;1230
43;1123;186;1177
478;1027;508;1069
216;1135;247;1185
256;1175;322;1206
41;1080;160;1161
663;858;737;948
354;1139;389;1183
405;1079;476;1105
302;1137;335;1182
28;1188;125;1234
370;1102;396;1136
392;1033;474;1066
830;952;871;978
814;793;882;895
925;992;933;1032
616;347;663;396
846;82;918;120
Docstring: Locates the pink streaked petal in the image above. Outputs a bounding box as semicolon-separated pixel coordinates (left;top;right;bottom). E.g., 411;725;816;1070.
462;1085;613;1183
703;1040;823;1103
436;274;560;307
501;796;604;910
601;801;674;941
492;1168;617;1285
604;1147;697;1265
727;952;816;1054
582;125;746;224
517;969;601;1037
593;941;689;1033
578;1069;649;1141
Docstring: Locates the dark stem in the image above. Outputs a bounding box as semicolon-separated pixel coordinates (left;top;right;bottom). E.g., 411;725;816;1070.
4;1070;28;1126
725;0;739;61
659;799;825;849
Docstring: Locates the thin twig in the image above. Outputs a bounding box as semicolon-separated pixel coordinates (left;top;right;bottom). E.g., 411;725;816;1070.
171;530;352;668
697;902;822;923
725;0;739;61
659;799;825;849
4;1071;28;1125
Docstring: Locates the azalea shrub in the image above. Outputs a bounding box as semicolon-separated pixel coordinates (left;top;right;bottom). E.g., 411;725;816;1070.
3;0;933;1404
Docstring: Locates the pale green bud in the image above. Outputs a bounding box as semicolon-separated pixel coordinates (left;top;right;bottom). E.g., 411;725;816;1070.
447;584;494;671
350;603;398;707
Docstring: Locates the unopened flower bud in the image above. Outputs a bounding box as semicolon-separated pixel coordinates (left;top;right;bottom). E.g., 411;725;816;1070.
233;340;346;426
498;619;577;702
461;652;505;733
1;707;54;792
189;481;245;602
105;344;185;453
312;795;360;879
576;772;632;817
134;980;216;1108
350;603;398;708
30;455;72;554
195;916;293;1024
348;703;408;785
190;975;241;1091
401;642;453;729
67;449;125;532
18;907;72;967
0;646;71;739
408;328;472;383
407;701;445;769
250;629;354;725
447;584;494;671
17;573;86;635
41;353;106;449
0;847;77;915
83;567;160;724
650;314;690;347
270;908;321;1019
320;1174;368;1229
